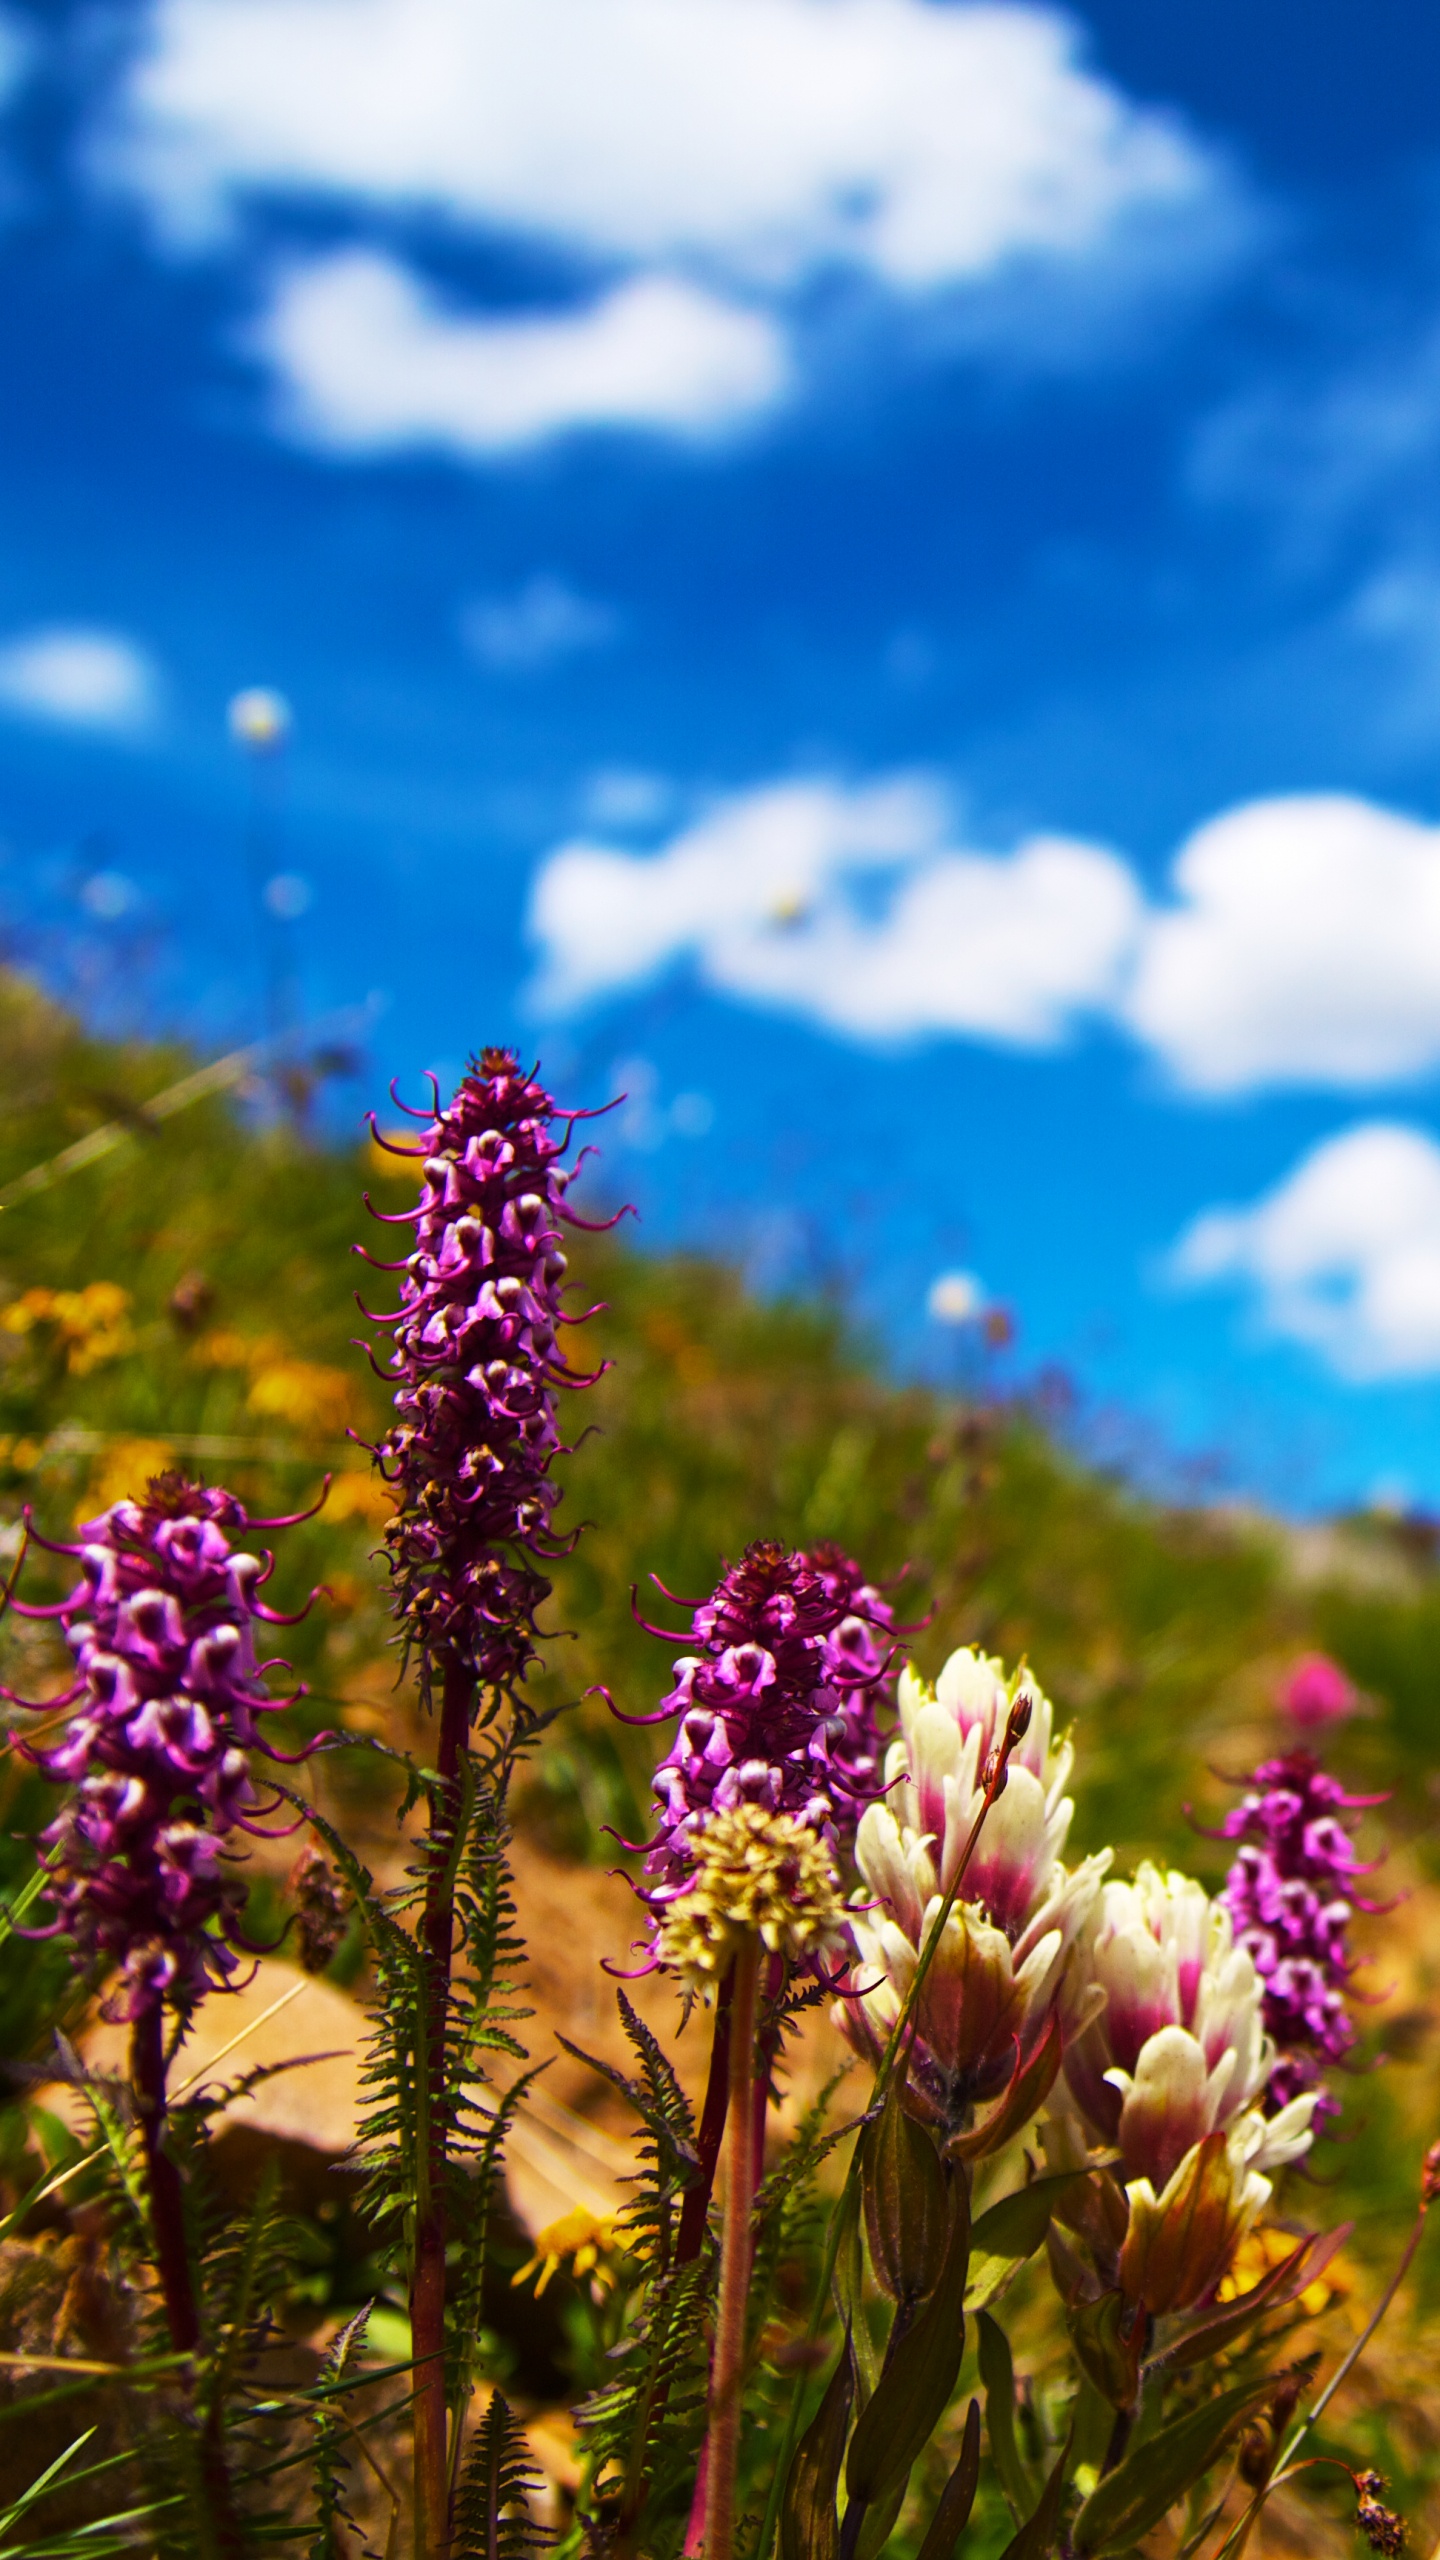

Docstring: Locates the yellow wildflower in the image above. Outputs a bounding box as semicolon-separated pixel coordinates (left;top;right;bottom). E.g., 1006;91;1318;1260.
657;1803;847;1993
513;2208;625;2297
3;1283;133;1375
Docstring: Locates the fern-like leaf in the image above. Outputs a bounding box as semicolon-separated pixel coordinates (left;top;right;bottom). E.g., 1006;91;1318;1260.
305;2301;373;2560
452;2391;552;2560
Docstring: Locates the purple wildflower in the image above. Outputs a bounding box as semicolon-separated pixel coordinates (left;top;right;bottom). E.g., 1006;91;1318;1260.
15;1477;301;2023
1221;1746;1382;2121
639;1539;895;1922
365;1050;604;1699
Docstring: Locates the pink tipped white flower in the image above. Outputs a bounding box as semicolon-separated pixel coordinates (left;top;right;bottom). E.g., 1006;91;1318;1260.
1059;1862;1316;2308
845;1647;1109;2131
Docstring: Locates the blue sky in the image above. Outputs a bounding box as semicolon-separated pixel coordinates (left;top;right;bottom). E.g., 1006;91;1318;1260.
8;0;1440;1511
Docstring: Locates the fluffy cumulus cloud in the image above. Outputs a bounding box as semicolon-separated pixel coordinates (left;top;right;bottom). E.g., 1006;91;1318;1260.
528;776;1143;1044
0;627;161;733
529;778;1440;1089
104;0;1224;449
1126;794;1440;1095
250;253;785;454
1170;1123;1440;1381
112;0;1208;280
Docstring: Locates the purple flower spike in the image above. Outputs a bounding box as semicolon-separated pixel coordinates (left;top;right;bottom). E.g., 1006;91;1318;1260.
1220;1745;1381;2123
367;1050;606;1698
19;1476;303;2023
639;1539;895;1926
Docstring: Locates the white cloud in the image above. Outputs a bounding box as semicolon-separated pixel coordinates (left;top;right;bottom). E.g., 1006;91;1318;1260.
460;575;620;672
1125;793;1440;1096
101;0;1236;451
528;775;1142;1044
250;251;786;453
530;775;1440;1087
113;0;1210;292
0;627;160;733
1170;1122;1440;1380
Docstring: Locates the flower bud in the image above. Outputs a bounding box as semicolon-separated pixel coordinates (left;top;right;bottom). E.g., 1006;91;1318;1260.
861;2081;950;2306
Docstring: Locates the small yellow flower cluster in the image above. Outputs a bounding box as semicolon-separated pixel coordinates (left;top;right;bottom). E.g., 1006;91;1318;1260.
514;2207;628;2299
193;1330;356;1437
81;1437;177;1520
658;1803;847;1993
2;1283;133;1375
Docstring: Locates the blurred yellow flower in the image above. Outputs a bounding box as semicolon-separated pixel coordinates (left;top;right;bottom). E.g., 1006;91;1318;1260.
325;1470;396;1527
366;1129;419;1184
2;1283;133;1375
247;1359;355;1437
513;2207;626;2298
78;1438;177;1522
192;1328;258;1370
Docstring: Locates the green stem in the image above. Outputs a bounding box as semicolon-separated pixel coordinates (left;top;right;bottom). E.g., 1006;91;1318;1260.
702;1933;762;2560
411;1654;474;2560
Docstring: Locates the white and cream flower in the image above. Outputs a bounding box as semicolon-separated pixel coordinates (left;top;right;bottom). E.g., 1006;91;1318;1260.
843;1648;1109;2129
1059;1862;1317;2310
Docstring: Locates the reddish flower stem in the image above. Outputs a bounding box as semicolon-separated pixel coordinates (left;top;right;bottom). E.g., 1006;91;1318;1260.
703;1933;762;2560
410;1654;473;2560
131;2006;243;2560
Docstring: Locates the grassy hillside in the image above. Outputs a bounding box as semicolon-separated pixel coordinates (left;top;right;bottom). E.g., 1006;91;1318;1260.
0;970;1428;1862
1;975;1439;2298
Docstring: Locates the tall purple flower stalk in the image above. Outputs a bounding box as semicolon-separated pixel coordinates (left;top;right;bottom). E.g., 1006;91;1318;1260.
16;1478;301;2024
1221;1747;1383;2121
638;1536;895;1925
364;1047;605;1701
9;1474;307;2560
613;1537;896;2557
363;1050;608;2560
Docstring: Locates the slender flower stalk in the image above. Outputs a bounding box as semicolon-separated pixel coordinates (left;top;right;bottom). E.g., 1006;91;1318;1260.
623;1542;894;2560
364;1049;606;2560
706;1933;760;2560
9;1474;307;2560
657;1804;848;2560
